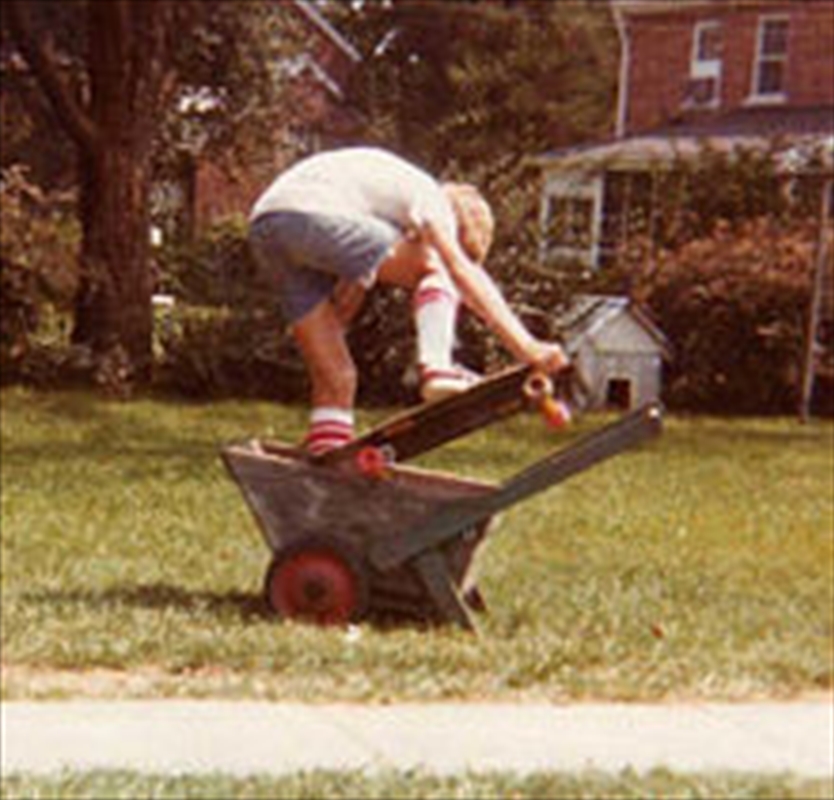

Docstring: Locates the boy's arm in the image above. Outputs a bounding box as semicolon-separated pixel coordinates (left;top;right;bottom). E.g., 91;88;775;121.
419;219;568;373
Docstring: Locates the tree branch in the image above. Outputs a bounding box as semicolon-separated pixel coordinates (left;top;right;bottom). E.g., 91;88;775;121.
6;0;99;152
130;1;187;147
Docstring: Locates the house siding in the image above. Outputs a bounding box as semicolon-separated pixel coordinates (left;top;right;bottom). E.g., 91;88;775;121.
624;2;834;135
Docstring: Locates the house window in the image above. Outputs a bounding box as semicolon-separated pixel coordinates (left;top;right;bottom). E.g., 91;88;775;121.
540;175;602;268
752;16;789;100
599;171;657;264
547;198;594;250
684;20;722;108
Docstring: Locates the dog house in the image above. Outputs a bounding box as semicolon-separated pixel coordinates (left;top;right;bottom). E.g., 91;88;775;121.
556;294;670;410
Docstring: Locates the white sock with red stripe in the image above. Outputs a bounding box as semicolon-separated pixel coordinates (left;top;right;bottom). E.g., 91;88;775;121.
304;407;354;455
414;272;460;372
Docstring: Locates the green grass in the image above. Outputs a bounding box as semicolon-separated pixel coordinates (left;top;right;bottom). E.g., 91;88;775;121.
1;769;832;800
1;387;832;701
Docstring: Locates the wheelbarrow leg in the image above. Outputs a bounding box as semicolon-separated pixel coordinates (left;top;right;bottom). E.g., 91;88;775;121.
413;550;476;631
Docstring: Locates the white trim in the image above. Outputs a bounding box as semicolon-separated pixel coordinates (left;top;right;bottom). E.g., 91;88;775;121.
613;4;631;139
538;174;604;269
690;20;722;80
290;0;362;63
275;53;344;99
614;0;777;15
681;20;722;110
748;13;790;103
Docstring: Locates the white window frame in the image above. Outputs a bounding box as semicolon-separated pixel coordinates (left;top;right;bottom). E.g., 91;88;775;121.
538;174;604;270
691;20;722;80
749;14;790;104
684;20;722;109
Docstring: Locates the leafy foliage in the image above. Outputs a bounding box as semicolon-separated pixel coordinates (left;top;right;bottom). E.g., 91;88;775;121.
0;166;79;381
335;0;618;284
155;1;299;177
337;1;616;170
614;217;819;414
150;219;301;400
2;1;305;385
153;305;305;401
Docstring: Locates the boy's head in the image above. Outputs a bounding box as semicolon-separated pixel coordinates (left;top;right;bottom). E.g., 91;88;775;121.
442;182;494;264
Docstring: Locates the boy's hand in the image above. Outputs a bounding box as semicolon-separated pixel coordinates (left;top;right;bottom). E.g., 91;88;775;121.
524;340;570;374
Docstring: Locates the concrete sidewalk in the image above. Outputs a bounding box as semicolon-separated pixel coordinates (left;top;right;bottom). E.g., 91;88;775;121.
2;701;832;777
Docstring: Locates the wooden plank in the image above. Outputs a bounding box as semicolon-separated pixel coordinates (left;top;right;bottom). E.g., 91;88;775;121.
315;364;535;466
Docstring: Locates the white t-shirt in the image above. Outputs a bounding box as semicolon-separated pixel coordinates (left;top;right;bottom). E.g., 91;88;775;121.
250;147;457;239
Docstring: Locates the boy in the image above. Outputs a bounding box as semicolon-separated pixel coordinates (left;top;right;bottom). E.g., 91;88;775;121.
249;147;567;455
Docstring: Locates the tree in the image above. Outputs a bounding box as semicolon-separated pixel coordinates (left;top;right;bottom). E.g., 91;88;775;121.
333;0;617;290
6;1;189;382
334;1;616;173
4;0;290;386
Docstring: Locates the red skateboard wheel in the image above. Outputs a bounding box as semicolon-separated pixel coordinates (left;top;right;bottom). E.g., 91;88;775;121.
540;397;572;428
355;446;390;478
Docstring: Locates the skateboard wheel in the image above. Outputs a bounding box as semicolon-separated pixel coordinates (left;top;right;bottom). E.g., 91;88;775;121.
540;397;572;428
523;372;554;403
265;537;369;625
356;446;390;478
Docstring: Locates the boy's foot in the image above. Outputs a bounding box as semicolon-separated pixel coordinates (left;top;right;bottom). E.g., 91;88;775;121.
420;364;483;403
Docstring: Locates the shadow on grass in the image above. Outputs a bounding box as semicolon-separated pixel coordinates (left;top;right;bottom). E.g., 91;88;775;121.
21;583;449;632
666;417;834;448
22;583;270;622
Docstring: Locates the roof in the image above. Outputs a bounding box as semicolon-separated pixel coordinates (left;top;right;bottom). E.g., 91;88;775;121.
555;294;672;357
612;0;788;14
533;106;834;174
653;106;834;140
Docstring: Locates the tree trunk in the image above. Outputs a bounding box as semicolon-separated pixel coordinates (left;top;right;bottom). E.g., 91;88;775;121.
72;143;154;382
9;0;187;387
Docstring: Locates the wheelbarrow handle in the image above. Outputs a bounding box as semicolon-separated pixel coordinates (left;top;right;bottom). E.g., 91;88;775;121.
370;403;663;572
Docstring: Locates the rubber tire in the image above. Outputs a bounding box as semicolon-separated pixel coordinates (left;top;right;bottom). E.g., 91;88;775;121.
264;537;369;625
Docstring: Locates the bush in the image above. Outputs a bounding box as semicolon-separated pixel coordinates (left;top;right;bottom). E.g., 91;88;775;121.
615;217;818;414
153;291;456;406
154;217;264;308
151;219;547;405
0;166;79;382
153;304;306;400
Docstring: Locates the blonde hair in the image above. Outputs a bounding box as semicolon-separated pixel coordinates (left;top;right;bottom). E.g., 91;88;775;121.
442;182;494;264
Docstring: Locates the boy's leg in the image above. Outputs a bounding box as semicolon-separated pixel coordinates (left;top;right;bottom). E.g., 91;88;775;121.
292;300;357;454
378;240;478;401
413;270;459;374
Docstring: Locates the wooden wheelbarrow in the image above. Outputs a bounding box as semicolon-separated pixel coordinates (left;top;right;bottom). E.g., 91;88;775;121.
222;365;663;630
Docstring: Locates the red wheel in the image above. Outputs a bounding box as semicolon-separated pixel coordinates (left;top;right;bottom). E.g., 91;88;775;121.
355;446;391;478
264;538;368;625
540;397;572;428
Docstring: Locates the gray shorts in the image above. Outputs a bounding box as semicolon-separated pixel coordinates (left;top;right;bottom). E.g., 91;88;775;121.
248;211;400;324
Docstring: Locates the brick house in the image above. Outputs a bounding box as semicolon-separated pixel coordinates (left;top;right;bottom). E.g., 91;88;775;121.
168;0;363;237
533;0;834;269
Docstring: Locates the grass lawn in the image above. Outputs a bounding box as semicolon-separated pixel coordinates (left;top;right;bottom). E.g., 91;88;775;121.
1;768;832;800
1;387;832;701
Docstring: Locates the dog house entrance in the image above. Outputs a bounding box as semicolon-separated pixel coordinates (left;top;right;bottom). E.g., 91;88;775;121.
605;378;633;410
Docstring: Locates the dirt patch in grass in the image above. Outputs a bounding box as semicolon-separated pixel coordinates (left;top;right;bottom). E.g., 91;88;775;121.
0;663;553;702
4;664;833;705
1;665;177;700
